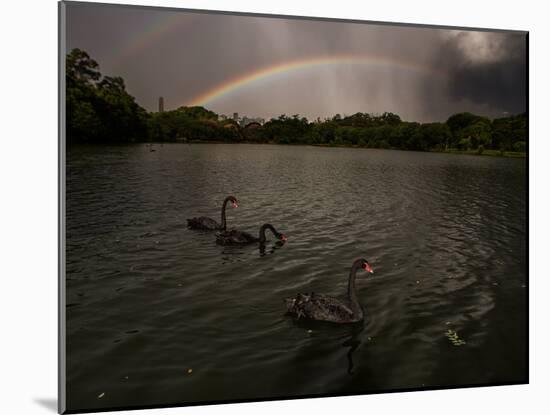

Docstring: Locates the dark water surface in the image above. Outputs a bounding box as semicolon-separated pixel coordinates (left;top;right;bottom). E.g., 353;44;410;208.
66;144;527;411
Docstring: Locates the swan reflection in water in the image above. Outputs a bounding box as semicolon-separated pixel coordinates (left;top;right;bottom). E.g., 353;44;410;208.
342;325;364;374
219;238;287;264
259;239;286;257
219;246;248;265
291;318;367;375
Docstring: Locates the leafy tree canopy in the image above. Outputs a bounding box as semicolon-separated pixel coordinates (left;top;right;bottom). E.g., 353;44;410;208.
66;49;527;154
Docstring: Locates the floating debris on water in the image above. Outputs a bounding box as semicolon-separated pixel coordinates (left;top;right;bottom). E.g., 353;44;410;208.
187;368;193;374
416;280;420;284
307;330;313;334
446;329;466;346
98;392;105;399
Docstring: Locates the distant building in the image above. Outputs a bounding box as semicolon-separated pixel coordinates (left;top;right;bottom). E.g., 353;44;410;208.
240;116;265;127
233;112;239;121
158;96;164;113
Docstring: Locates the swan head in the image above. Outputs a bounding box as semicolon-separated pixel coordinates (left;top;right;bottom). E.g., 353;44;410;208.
261;224;286;242
360;258;374;274
228;196;238;208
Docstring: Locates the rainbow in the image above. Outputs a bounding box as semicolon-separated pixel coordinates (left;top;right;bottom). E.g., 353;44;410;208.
188;55;445;106
115;12;189;65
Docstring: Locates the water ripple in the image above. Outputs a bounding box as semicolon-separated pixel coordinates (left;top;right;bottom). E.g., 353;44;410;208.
66;144;526;410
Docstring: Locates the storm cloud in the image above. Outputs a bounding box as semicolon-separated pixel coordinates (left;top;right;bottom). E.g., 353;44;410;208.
65;2;527;122
437;31;527;116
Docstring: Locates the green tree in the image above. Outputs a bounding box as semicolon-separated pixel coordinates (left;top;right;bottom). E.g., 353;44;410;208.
66;48;148;143
65;49;526;154
460;121;492;149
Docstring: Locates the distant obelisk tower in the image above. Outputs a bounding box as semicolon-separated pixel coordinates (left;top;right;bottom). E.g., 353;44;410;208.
158;96;164;113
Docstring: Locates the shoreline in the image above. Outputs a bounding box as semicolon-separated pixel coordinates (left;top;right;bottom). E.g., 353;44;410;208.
312;143;526;158
69;140;527;158
429;148;526;158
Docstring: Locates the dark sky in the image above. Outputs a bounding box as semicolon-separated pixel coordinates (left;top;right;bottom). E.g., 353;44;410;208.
65;2;527;122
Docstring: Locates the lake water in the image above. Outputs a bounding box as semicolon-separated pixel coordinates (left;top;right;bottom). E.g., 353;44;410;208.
65;144;527;411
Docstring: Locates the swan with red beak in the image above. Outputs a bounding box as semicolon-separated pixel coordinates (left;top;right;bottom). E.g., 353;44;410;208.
187;195;238;231
285;258;374;324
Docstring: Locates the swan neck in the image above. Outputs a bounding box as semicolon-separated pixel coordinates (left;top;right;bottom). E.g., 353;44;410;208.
347;261;362;315
259;224;274;243
221;197;231;230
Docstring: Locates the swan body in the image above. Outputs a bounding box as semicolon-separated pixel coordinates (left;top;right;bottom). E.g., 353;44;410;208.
215;229;258;245
285;258;373;324
187;196;238;231
216;223;286;246
285;293;357;323
187;216;220;230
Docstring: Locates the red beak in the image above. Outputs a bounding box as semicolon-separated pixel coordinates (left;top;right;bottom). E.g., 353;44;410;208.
364;263;374;274
280;234;287;241
232;202;238;208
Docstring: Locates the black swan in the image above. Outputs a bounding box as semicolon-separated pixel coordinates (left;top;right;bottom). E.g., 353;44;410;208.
285;258;374;324
187;196;238;231
216;223;287;246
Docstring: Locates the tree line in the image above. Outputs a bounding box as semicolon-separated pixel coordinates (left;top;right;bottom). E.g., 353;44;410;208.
66;49;526;154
